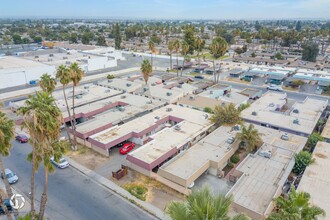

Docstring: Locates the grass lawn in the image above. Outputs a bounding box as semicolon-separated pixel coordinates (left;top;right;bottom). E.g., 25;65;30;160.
191;53;229;60
123;183;148;201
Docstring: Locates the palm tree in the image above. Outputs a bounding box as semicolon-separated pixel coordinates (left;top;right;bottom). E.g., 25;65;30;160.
141;59;152;85
0;112;15;220
209;37;228;83
166;187;249;220
39;73;56;94
236;124;262;153
17;92;59;219
55;65;74;146
148;40;155;68
68;63;85;151
195;37;205;71
267;187;325;220
168;40;175;70
173;39;180;76
210;103;241;127
180;41;189;77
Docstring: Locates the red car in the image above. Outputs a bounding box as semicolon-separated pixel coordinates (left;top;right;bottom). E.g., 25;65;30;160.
15;134;28;143
119;142;135;154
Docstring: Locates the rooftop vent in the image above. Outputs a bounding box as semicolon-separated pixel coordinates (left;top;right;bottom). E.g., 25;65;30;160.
166;108;173;112
177;84;182;88
65;61;71;65
203;114;208;119
166;92;172;96
174;125;181;131
210;90;213;94
105;89;111;93
293;109;299;113
49;54;54;57
34;56;39;59
75;94;83;99
189;96;194;100
84;86;89;89
146;100;153;104
151;83;156;86
126;83;131;87
293;119;300;125
154;116;160;120
63;56;68;60
259;150;272;158
233;125;241;131
252;111;258;116
108;79;113;83
48;58;53;62
121;95;126;99
269;103;275;107
143;87;149;91
118;106;125;112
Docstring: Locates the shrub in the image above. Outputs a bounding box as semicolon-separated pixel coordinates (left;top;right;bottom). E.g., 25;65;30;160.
231;154;240;164
293;151;314;174
227;162;234;169
124;183;148;201
204;107;213;114
107;74;115;79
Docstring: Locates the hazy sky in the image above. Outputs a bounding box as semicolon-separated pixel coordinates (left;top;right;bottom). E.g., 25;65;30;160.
1;0;330;19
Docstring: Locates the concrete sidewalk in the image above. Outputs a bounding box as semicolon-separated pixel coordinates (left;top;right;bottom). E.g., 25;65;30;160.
0;67;140;102
66;158;168;220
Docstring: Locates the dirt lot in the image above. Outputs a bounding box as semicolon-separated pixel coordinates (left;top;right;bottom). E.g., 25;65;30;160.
66;144;109;170
113;169;184;211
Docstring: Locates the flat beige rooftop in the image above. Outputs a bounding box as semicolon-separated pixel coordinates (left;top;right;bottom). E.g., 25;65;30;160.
321;117;330;139
228;126;307;215
0;56;51;70
90;104;212;145
297;141;330;220
178;95;228;109
241;92;327;135
159;126;238;180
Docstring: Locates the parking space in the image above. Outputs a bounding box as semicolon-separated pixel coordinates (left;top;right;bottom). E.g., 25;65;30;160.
299;83;318;94
250;76;266;86
193;172;233;195
95;144;143;178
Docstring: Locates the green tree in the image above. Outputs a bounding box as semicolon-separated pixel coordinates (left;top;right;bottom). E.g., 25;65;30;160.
168;39;175;70
183;26;196;55
307;133;324;151
274;52;284;60
293;151;314;175
0;112;15;220
251;52;256;57
236;124;263;153
180;41;189;77
296;20;302;32
148;40;156;68
203;107;213;114
96;35;107;46
173;39;180;77
290;80;305;88
55;65;74;146
17;92;59;219
268;187;325;220
141;59;152;85
114;23;121;50
195;37;205;71
69;33;78;44
210;103;240;127
209;37;228;83
81;32;94;45
69;63;85;151
12;34;22;44
39;73;56;94
166;187;249;220
302;42;319;62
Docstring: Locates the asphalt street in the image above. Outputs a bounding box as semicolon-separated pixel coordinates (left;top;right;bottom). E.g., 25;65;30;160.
3;140;155;220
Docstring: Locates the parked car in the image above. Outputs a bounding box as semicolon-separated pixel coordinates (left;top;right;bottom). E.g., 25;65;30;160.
0;199;12;214
1;169;18;184
15;134;28;143
194;75;204;79
50;157;69;169
119;142;135;154
281;133;289;140
267;84;283;91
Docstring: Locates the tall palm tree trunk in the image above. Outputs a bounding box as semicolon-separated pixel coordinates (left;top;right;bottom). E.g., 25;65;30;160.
180;58;185;77
0;195;11;220
71;86;77;151
30;142;36;219
62;86;74;147
213;60;216;83
38;167;48;220
216;63;222;83
197;51;201;70
176;54;179;77
150;54;153;69
169;54;172;70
